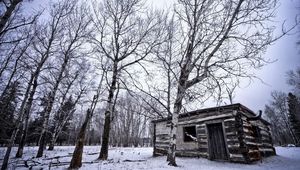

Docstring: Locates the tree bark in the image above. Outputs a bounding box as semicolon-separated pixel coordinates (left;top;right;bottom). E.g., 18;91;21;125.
69;109;92;169
15;113;29;158
98;62;118;160
69;92;100;168
69;71;104;168
48;139;55;151
166;39;193;166
166;82;186;166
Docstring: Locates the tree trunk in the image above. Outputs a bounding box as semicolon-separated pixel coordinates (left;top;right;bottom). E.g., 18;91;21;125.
1;128;18;170
1;73;34;170
36;56;69;157
15;114;29;158
69;71;104;168
48;134;56;151
36;125;48;157
167;48;191;166
99;111;111;159
0;0;22;36
69;109;92;169
98;62;118;160
48;125;62;151
166;89;184;166
15;75;38;158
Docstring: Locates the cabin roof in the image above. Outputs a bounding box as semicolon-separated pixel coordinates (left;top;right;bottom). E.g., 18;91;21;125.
151;103;270;125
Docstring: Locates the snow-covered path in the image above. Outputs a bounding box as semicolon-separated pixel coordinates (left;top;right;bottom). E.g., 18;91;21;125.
0;146;299;170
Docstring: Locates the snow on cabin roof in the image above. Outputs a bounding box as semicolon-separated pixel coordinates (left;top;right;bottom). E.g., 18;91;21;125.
151;103;270;125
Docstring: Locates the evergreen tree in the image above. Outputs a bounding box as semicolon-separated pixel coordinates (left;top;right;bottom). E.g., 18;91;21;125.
48;96;75;149
0;81;20;145
287;92;300;145
26;93;50;145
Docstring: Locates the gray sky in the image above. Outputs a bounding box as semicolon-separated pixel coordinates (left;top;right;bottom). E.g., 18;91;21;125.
234;0;300;111
24;0;300;111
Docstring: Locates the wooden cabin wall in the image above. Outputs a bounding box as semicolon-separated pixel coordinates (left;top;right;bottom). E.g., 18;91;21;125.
176;110;234;157
240;114;276;162
197;124;208;158
249;120;276;157
240;115;261;162
153;121;170;155
154;110;235;157
176;124;199;157
153;107;275;164
224;114;249;163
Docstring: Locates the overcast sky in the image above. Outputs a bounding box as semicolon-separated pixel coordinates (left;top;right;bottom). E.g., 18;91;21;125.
147;0;300;111
24;0;300;112
234;0;300;111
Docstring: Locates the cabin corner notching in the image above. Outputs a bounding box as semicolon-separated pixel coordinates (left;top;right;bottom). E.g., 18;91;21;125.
152;103;276;163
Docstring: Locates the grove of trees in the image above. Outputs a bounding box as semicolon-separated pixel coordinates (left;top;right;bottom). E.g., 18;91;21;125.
264;67;300;146
0;0;298;169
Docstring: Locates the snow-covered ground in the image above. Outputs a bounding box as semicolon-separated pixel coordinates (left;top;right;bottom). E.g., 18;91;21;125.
1;146;300;170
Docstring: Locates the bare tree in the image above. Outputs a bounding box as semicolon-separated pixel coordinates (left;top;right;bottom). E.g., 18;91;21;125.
91;0;165;160
69;72;105;169
36;0;92;157
0;11;40;170
163;0;293;166
106;91;154;148
48;68;88;150
265;91;298;145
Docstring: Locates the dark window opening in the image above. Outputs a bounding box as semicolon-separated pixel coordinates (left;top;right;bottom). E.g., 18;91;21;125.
252;125;262;142
183;126;196;142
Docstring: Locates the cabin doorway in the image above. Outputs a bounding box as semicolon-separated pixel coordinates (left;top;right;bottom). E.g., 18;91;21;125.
207;123;228;160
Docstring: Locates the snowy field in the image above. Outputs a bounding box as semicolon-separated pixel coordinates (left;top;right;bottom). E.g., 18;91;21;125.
1;146;300;170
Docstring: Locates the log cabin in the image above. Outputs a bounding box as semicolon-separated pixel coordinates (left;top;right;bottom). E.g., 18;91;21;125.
152;103;276;163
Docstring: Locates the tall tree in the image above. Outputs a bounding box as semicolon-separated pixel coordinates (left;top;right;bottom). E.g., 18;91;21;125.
286;67;300;144
48;76;87;151
264;91;298;145
91;0;165;160
287;92;300;144
0;81;20;145
164;0;291;166
36;0;91;157
1;8;39;170
69;71;105;169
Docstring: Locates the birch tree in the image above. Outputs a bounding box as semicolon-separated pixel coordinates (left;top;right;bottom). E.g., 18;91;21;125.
165;0;292;166
91;0;165;160
48;65;89;150
1;13;40;170
36;0;91;157
264;91;298;145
